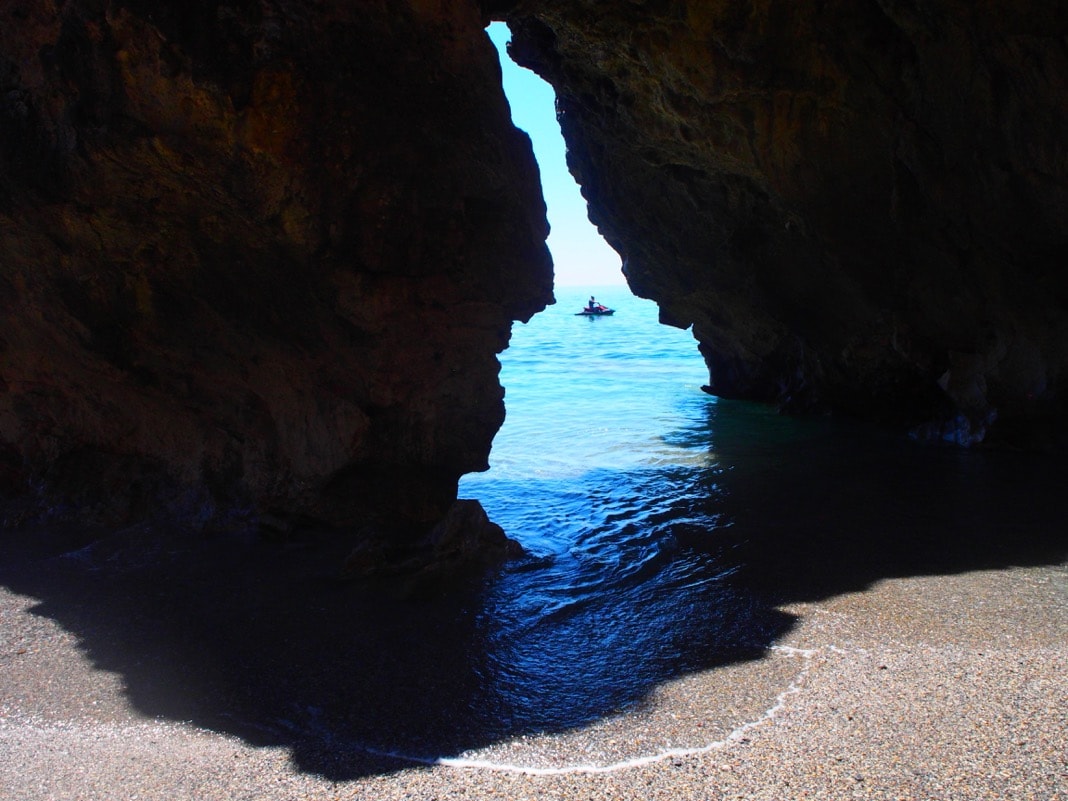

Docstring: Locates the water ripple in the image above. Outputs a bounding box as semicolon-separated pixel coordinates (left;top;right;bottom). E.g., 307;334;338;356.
457;291;796;738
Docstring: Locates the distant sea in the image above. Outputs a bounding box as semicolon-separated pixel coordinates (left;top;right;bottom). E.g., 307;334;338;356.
463;285;711;538
456;284;1067;740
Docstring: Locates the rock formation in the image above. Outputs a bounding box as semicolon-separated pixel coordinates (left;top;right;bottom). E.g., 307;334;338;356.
3;0;1067;547
499;0;1068;446
1;0;552;538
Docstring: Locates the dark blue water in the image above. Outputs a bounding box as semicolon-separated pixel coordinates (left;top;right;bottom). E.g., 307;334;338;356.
456;285;1068;742
458;287;777;734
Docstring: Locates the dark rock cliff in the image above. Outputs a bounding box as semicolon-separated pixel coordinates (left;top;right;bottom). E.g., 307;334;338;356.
1;0;552;537
3;0;1067;546
500;0;1068;446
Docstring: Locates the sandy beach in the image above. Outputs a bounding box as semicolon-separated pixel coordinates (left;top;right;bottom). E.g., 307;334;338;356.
1;531;1064;801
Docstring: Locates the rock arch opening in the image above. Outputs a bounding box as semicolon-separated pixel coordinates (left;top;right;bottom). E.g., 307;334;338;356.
1;5;1066;791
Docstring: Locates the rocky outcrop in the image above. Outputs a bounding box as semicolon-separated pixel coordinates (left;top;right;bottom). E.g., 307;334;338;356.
499;0;1068;445
4;0;1068;551
1;1;552;536
342;498;524;590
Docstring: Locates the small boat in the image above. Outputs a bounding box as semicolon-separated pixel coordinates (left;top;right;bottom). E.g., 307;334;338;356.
575;305;615;316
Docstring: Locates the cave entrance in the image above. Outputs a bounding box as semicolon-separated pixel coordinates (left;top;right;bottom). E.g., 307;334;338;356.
461;23;712;548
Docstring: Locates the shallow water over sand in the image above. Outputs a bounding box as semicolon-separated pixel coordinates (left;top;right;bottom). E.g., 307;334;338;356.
457;286;1068;754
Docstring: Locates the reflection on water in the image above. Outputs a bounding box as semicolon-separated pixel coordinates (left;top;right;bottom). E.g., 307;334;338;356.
470;461;773;737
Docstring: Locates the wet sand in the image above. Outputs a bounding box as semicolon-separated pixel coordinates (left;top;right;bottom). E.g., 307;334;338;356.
2;553;1065;800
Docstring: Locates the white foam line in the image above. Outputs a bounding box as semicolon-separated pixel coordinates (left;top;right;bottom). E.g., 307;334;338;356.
365;644;825;776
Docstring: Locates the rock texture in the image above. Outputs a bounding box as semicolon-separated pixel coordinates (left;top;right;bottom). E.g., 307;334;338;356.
500;0;1068;445
4;0;1068;546
1;1;552;536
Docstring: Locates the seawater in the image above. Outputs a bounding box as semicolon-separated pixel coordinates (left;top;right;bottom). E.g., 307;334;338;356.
460;286;742;733
463;286;713;543
456;285;1068;743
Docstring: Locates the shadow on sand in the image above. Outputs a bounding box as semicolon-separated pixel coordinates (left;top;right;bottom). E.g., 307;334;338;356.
1;400;1065;780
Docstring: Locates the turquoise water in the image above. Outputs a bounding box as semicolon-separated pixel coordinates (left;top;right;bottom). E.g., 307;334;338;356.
454;285;1067;740
462;286;712;547
459;286;748;729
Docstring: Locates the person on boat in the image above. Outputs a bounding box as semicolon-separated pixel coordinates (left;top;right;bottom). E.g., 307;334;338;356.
588;296;599;312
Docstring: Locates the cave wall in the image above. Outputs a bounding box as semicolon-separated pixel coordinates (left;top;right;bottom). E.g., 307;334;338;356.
4;0;1068;543
500;0;1068;445
1;0;552;534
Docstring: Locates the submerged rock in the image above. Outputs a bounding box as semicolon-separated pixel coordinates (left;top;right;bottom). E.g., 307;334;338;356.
341;499;524;585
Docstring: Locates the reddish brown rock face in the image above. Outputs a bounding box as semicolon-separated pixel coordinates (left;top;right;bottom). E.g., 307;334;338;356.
3;0;1068;546
0;0;552;533
501;0;1068;445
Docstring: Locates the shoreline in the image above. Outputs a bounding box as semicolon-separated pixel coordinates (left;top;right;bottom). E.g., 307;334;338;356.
2;557;1065;799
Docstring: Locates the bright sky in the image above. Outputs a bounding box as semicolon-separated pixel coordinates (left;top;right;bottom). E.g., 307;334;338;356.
487;22;625;287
